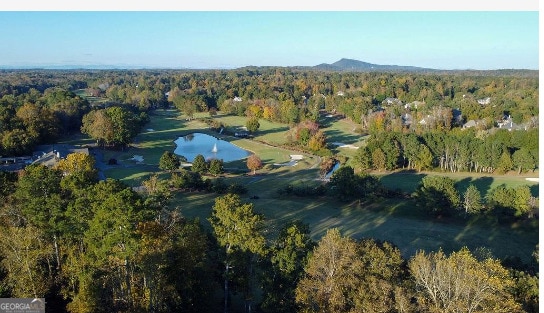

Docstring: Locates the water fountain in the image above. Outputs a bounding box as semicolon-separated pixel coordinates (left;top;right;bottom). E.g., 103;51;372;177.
212;142;218;153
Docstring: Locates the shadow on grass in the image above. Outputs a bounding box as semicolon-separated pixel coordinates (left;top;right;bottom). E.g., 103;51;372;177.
456;176;494;196
322;129;362;145
378;170;427;194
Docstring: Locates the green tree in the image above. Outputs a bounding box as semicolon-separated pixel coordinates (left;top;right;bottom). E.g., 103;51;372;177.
246;117;260;133
208;194;266;313
261;221;315;313
78;179;152;312
513;185;532;217
208;159;224;176
463;184;482;214
414;144;433;171
191;154;208;174
353;146;372;171
14;164;65;269
1;128;37;156
415;175;461;216
159;151;181;172
81;107;142;148
512;148;535;174
372;148;386;171
496;151;513;174
328;165;356;201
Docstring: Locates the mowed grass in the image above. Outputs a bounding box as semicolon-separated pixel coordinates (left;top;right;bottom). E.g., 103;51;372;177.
175;187;538;264
62;109;538;263
377;170;539;197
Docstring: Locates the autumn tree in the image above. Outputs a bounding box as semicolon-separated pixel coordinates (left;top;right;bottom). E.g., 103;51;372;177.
55;152;98;189
409;247;521;313
295;228;360;313
81;106;143;148
246;154;263;175
0;225;54;298
294;229;409;313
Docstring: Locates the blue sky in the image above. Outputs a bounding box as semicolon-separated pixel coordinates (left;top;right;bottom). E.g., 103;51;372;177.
0;11;538;70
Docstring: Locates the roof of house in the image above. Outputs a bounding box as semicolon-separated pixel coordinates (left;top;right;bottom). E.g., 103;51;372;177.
32;144;89;167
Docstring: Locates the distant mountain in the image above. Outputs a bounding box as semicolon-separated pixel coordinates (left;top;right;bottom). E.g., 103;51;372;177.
314;58;435;72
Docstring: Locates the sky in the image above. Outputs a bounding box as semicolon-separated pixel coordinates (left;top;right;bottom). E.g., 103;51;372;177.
0;2;539;70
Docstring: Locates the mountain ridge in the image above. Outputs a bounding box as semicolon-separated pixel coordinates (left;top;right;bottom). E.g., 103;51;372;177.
313;58;436;72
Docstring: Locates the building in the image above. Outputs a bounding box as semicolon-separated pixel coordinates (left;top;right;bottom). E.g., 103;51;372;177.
32;144;89;167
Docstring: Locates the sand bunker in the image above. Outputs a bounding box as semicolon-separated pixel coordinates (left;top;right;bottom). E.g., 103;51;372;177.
274;155;304;166
332;142;359;149
131;155;144;162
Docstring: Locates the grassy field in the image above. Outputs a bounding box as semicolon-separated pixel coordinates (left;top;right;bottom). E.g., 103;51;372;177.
377;170;539;197
61;109;539;263
175;188;538;264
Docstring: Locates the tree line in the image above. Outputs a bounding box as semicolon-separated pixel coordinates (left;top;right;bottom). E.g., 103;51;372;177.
353;127;538;174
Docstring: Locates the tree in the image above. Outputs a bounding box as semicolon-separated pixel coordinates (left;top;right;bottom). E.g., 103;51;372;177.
78;179;152;312
246;117;260;133
159;151;181;172
414;144;433;171
409;247;521;313
295;228;360;313
14;164;65;269
81;107;142;148
55;152;98;189
512;148;535;174
261;221;315;313
496;151;513;174
463;184;482;214
307;130;327;152
208;194;266;313
328;165;356;201
372;148;386;171
246;154;263;175
191;154;208;174
353;146;372;171
415;175;461;216
513;185;532;218
208;159;224;176
0;225;54;298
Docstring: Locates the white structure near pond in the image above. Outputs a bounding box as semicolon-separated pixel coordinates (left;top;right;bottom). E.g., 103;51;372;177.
274;154;304;166
130;155;144;163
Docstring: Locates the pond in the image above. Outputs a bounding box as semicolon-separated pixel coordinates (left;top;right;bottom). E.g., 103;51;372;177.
174;133;251;163
324;161;341;180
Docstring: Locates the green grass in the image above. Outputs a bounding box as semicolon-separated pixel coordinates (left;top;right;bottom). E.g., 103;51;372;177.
377;170;539;197
175;188;538;263
59;109;539;263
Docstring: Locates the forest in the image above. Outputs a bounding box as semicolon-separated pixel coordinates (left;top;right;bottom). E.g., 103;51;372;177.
0;68;538;312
